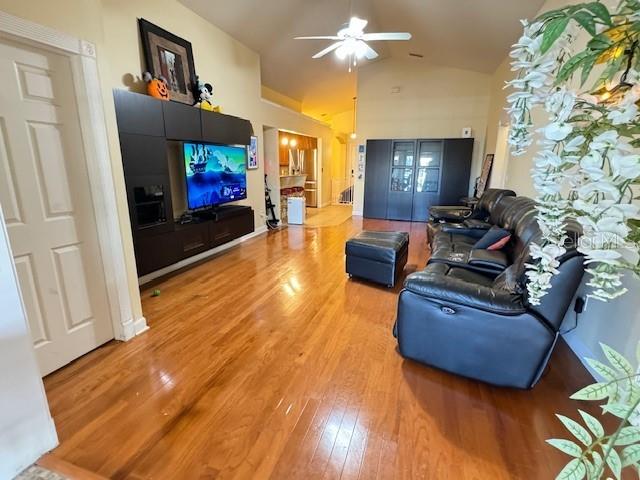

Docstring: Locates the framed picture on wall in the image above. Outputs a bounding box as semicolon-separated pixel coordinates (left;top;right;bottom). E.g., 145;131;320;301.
138;18;196;105
247;136;259;169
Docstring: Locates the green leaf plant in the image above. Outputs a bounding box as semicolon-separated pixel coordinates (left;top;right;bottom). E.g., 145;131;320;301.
548;343;640;479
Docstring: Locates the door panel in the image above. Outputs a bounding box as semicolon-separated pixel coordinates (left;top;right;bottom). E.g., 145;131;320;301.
441;138;474;204
387;140;415;221
0;38;113;375
363;140;391;219
412;140;443;222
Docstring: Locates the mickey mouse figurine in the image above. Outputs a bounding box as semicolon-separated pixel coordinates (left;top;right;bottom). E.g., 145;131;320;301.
192;76;220;112
142;72;169;101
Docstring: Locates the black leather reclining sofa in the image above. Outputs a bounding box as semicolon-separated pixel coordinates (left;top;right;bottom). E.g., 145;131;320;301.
427;188;516;242
395;193;584;389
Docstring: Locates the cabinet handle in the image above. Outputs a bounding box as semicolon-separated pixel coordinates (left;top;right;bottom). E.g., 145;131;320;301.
183;241;205;252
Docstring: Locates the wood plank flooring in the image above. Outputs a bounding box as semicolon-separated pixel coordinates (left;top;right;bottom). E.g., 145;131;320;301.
44;217;600;479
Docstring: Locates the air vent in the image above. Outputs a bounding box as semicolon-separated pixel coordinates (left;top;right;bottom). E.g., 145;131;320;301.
409;52;424;58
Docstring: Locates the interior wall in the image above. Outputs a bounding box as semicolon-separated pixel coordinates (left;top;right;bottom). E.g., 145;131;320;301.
0;205;58;479
261;85;302;112
353;57;491;215
484;0;634;369
0;0;335;327
263;127;281;219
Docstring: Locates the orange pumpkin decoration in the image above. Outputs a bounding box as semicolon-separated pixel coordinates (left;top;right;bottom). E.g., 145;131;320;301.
143;72;170;101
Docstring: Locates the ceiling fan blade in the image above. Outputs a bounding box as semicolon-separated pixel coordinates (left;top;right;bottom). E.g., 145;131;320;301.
312;41;344;59
361;42;379;60
348;17;368;33
295;36;342;40
361;32;412;41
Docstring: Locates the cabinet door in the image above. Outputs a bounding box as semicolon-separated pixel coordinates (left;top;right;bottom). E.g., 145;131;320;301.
201;110;252;145
162;101;202;141
441;138;474;204
412;140;443;222
113;89;165;137
134;231;180;276
210;212;254;247
119;134;174;237
175;222;210;257
386;140;416;221
363;140;391;219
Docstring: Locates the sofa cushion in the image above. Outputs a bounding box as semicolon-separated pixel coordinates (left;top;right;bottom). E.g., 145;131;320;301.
473;226;511;249
493;264;525;294
346;231;409;264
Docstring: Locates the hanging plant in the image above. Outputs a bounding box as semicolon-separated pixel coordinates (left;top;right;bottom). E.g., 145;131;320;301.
507;1;640;478
506;0;640;305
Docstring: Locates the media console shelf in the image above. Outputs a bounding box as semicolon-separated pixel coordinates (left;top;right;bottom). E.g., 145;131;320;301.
113;89;255;277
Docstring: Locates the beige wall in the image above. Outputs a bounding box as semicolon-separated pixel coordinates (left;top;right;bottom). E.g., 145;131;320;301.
0;0;333;322
261;85;302;113
352;57;491;213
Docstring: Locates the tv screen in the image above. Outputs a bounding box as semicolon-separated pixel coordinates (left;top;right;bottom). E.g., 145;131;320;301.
183;142;247;209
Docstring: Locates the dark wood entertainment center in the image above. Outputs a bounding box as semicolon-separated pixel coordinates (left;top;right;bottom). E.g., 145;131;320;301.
113;89;256;277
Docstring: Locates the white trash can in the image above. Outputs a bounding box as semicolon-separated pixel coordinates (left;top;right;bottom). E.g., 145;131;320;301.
287;197;306;225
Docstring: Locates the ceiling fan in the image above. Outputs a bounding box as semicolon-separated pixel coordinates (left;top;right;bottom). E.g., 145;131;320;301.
295;17;411;71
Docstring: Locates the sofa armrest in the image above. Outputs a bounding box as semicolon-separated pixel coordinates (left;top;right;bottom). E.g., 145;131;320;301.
403;270;525;315
467;249;508;271
429;206;472;222
463;219;492;229
440;222;490;239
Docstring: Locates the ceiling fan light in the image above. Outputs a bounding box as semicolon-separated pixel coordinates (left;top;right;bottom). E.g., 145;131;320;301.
355;40;368;58
335;44;348;59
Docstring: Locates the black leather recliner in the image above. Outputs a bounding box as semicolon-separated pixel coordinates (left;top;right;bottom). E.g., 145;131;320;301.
396;195;584;389
428;188;517;223
427;189;516;243
428;196;537;275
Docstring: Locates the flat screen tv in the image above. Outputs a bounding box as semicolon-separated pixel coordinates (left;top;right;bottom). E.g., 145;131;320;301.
183;142;247;210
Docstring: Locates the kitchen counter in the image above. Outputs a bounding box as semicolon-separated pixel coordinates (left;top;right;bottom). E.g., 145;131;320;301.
279;174;307;190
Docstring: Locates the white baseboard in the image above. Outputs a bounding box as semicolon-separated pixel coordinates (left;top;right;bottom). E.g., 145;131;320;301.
134;316;149;335
138;225;268;285
561;331;597;380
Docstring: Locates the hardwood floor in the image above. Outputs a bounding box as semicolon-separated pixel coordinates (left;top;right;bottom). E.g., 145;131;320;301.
44;217;599;479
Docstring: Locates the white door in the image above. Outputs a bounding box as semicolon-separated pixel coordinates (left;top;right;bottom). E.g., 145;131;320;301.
0;38;113;376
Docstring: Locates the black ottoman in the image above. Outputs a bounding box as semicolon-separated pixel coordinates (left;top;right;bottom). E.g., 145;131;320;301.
345;231;409;287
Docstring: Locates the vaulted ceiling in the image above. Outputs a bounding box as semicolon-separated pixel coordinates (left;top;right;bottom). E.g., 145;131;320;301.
180;0;545;118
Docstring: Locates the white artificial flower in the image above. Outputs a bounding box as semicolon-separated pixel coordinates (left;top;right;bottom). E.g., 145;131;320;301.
610;203;640;219
610;153;640;179
564;135;586;152
535;150;564;168
543;122;573;141
545;88;576;122
579;150;605;180
608;103;639;125
590;130;619;151
523;70;549;89
582;248;623;265
594;217;629;240
577;180;622;201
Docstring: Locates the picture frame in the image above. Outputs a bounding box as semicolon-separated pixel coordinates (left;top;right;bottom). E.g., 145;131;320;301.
138;18;196;105
247;136;258;170
475;153;495;198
